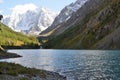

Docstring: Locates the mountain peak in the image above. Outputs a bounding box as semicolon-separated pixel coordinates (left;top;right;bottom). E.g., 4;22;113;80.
3;5;57;35
40;7;50;12
41;0;88;35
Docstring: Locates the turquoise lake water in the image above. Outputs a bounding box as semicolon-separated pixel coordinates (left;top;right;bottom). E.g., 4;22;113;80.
1;49;120;80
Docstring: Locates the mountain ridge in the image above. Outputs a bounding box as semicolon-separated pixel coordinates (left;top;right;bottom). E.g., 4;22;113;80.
42;0;120;49
41;0;88;35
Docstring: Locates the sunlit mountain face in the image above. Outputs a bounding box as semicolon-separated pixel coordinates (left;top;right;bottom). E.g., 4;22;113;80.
3;4;57;35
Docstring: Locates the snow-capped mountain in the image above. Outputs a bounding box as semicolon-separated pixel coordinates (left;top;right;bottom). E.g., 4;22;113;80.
53;0;88;26
3;4;57;35
41;0;88;34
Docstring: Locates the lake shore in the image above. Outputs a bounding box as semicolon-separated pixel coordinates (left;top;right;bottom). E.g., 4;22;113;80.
0;51;66;80
0;62;66;80
0;51;22;59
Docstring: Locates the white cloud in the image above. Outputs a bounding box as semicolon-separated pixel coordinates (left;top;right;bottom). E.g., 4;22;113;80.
11;4;38;14
0;0;3;3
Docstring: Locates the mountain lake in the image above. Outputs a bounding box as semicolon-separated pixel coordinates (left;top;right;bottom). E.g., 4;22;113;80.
0;49;120;80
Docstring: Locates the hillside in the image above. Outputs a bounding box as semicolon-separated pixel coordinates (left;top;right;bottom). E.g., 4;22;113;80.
42;0;120;49
0;23;39;49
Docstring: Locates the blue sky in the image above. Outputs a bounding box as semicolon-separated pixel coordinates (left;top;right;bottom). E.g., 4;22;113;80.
0;0;77;15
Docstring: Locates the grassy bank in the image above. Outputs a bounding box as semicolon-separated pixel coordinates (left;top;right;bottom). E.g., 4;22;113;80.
0;23;39;48
0;62;66;80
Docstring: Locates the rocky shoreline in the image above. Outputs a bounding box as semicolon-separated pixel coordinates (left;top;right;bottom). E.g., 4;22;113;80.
0;51;66;80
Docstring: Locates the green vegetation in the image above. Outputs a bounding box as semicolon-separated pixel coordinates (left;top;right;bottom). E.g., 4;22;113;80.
0;62;66;80
43;0;120;49
0;62;47;78
0;23;39;48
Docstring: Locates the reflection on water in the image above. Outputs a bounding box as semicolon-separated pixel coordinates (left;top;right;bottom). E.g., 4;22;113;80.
0;49;120;80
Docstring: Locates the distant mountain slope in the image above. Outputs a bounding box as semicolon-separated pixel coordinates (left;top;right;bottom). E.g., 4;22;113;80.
43;0;120;49
0;23;39;48
41;0;88;35
3;5;57;35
